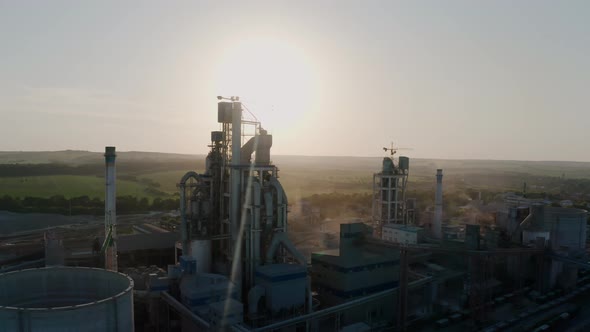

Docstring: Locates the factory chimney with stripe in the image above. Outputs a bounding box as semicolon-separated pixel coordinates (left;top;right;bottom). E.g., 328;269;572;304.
433;169;443;239
104;146;118;271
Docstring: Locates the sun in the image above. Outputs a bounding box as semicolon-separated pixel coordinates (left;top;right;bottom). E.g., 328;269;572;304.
213;37;318;132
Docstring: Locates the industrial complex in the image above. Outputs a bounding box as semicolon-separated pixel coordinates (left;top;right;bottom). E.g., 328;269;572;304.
1;97;589;332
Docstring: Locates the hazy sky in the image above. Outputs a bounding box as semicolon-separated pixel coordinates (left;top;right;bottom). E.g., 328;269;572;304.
1;1;589;161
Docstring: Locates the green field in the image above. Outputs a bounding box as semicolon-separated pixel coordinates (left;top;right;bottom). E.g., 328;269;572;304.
0;151;589;202
0;175;160;199
141;168;374;199
140;170;190;194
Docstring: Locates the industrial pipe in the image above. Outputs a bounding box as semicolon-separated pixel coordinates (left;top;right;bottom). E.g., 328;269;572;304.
240;136;258;164
512;204;544;240
265;232;307;265
179;171;202;257
263;191;273;231
252;180;262;268
161;291;210;329
230;102;243;292
245;179;262;288
240;131;273;165
230;101;242;244
269;177;288;231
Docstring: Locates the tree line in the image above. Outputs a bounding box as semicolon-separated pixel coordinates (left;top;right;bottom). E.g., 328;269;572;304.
0;195;179;215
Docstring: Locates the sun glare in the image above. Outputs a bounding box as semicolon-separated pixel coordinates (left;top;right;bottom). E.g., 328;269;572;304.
214;37;317;131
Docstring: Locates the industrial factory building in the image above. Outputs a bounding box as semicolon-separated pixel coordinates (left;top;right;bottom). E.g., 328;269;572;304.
382;224;424;244
311;223;400;307
1;97;589;332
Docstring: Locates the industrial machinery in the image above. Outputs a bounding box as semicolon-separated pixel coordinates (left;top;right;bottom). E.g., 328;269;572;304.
372;143;410;238
175;97;309;327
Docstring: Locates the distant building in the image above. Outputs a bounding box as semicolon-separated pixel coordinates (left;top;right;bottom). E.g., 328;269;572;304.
382;224;424;244
559;200;573;208
519;205;588;290
310;223;399;324
442;224;464;240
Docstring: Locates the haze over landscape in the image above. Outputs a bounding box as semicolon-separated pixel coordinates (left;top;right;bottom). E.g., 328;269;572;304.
1;1;589;161
3;3;590;332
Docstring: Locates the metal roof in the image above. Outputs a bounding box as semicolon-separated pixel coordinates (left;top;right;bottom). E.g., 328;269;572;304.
382;224;423;233
109;232;179;252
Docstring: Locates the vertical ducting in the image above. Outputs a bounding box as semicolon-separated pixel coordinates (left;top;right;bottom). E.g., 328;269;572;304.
180;181;189;259
251;180;262;270
265;232;307;265
269;176;288;230
230;102;242;243
264;192;274;231
104;146;117;271
229;101;243;294
179;171;201;258
433;169;443;239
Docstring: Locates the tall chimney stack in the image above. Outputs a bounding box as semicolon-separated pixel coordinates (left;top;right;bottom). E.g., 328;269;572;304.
104;146;117;271
433;169;443;239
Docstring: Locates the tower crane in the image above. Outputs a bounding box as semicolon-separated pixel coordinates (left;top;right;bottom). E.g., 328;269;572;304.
383;142;412;158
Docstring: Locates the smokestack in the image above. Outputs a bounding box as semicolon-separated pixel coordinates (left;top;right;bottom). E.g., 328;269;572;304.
433;169;443;239
104;146;117;271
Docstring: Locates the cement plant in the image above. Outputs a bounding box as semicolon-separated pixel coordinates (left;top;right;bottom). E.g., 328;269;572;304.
1;98;590;332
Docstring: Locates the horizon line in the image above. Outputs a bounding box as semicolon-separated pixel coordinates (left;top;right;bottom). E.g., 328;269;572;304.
1;149;589;164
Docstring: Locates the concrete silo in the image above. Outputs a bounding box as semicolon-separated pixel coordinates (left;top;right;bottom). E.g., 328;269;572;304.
0;267;134;332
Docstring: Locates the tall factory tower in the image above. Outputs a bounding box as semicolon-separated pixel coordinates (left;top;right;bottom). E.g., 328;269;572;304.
177;97;310;318
432;169;443;239
372;145;410;238
104;146;117;271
